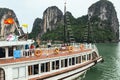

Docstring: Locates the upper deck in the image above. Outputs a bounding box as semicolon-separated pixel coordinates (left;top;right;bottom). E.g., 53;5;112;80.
0;41;97;66
0;39;34;47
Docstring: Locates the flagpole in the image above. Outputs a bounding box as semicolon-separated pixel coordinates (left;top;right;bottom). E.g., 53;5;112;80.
27;26;28;40
22;24;28;40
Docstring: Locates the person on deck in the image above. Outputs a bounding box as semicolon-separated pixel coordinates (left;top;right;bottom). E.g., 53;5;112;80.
30;44;35;49
47;40;51;48
25;44;29;49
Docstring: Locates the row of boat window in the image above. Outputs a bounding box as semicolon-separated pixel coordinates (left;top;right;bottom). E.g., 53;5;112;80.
0;47;13;58
13;53;93;79
0;46;24;58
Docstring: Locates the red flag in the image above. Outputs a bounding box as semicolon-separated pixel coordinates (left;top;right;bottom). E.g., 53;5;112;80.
4;18;14;24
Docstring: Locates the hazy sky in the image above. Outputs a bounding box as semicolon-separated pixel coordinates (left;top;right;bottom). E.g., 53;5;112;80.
0;0;120;33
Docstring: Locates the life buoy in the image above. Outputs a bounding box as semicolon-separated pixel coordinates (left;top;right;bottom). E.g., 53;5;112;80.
69;46;73;52
34;49;42;57
54;48;59;54
80;44;84;51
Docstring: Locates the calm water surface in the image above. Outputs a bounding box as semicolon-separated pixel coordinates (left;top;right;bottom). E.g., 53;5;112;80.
84;43;120;80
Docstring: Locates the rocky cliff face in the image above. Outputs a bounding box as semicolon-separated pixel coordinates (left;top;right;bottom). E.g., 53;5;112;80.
42;6;63;33
30;6;63;39
30;0;119;42
88;0;119;41
29;18;43;39
0;8;23;40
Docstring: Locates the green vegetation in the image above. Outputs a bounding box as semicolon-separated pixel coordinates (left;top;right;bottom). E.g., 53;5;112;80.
40;15;116;43
29;18;42;39
29;0;119;43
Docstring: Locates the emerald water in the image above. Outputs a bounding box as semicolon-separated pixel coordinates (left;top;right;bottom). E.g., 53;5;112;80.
83;43;120;80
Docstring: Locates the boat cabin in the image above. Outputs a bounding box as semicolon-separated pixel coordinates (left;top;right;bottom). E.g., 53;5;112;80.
0;40;100;80
0;40;34;59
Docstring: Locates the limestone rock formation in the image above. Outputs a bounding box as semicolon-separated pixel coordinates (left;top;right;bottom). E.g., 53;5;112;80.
42;6;63;33
29;18;43;39
29;6;63;39
88;0;119;41
30;0;119;42
0;8;23;40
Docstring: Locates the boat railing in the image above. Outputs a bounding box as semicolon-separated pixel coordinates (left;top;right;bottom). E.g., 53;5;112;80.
50;43;95;50
39;43;95;49
21;48;56;57
21;49;34;57
16;43;96;58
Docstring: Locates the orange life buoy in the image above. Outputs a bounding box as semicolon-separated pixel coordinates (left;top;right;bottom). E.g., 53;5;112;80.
54;48;59;54
69;46;73;52
80;44;84;51
34;49;42;57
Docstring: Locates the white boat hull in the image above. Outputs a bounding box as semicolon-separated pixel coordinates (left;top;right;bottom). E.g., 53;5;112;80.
44;57;102;80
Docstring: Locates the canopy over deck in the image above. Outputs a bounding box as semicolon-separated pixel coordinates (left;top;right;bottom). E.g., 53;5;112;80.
0;39;34;47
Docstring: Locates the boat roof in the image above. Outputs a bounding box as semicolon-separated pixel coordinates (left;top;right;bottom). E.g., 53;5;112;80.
0;39;34;47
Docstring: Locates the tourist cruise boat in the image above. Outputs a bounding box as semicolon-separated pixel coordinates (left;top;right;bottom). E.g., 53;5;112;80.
0;2;103;80
0;38;103;80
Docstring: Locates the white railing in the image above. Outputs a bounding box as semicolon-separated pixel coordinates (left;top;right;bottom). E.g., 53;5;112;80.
14;43;98;58
21;49;34;57
40;43;95;50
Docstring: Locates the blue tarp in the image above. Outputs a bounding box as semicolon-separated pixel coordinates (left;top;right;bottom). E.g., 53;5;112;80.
14;50;21;58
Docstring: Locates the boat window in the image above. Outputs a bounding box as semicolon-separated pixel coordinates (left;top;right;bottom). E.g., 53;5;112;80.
78;56;81;63
92;52;98;60
52;60;59;70
46;62;50;72
41;63;45;73
0;48;5;58
52;61;55;70
61;60;64;68
89;54;91;60
76;57;79;64
8;47;13;57
87;54;91;60
13;66;26;79
41;62;50;73
34;64;39;74
69;58;72;66
82;55;86;62
72;57;75;65
61;59;68;68
28;64;39;75
0;68;5;80
56;60;59;69
65;59;68;67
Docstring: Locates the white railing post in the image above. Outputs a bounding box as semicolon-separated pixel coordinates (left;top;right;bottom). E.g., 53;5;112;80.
89;43;92;49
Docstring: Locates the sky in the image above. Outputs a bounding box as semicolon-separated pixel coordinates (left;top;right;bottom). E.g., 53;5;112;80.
0;0;120;33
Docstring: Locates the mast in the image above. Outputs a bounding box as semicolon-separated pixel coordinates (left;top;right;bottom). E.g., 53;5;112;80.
63;2;75;44
63;2;66;44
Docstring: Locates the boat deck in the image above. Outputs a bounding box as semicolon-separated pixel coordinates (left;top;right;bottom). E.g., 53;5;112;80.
0;48;92;65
